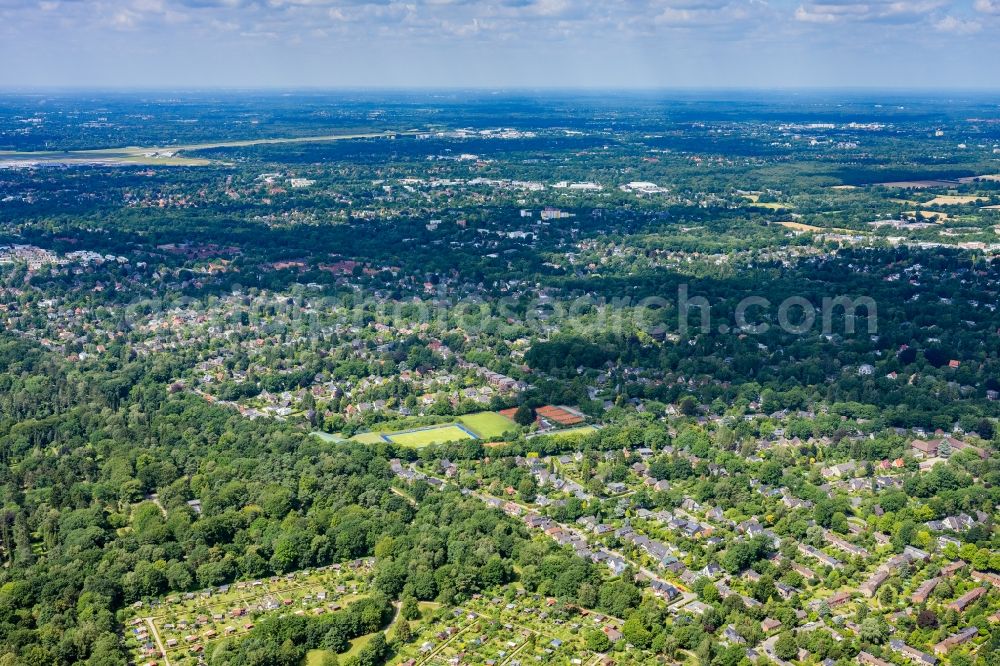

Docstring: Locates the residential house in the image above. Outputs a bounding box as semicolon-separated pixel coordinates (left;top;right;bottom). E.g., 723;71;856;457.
933;627;978;655
858;652;892;666
722;625;746;645
821;461;857;479
761;618;782;633
971;570;1000;587
941;560;967;577
602;626;623;643
888;639;937;665
798;543;842;569
948;587;987;613
824;531;870;558
911;578;941;604
860;569;890;598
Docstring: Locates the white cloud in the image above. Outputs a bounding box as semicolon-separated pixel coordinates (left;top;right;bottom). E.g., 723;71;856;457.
794;4;836;21
794;0;946;24
934;14;981;32
649;0;756;28
0;0;996;83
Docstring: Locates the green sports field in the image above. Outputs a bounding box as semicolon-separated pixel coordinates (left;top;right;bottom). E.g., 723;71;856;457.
388;424;476;447
311;431;346;443
342;411;516;448
458;411;518;439
351;431;389;444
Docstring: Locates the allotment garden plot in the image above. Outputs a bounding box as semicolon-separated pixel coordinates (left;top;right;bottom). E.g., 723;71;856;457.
395;590;654;666
123;559;374;666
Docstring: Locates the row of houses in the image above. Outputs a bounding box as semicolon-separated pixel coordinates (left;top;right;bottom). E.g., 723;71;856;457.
888;639;937;665
633;508;715;540
524;508;692;606
911;435;987;459
798;543;842;569
523;457;594;501
456;358;527;393
823;530;870;559
925;510;989;532
912;560;967;604
521;513;629;577
615;524;683;572
948;586;987;613
933;626;978;655
859;546;931;598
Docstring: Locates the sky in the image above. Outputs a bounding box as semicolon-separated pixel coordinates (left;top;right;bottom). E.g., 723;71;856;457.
1;0;999;89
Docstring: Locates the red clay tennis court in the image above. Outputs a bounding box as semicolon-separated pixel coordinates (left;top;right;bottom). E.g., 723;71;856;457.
536;405;585;425
500;405;586;426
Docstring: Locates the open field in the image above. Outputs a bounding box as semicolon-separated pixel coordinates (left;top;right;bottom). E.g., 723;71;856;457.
307;601;441;666
903;210;952;222
306;630;381;665
779;221;824;232
924;195;988;206
168;131;401;152
305;648;330;666
533;425;599;440
0;148;213;167
348;412;597;448
876;179;960;189
741;193;793;209
458;411;518;439
0;131;405;167
778;221;854;234
957;174;1000;183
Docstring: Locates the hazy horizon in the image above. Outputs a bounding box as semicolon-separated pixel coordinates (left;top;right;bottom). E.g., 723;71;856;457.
3;86;1000;93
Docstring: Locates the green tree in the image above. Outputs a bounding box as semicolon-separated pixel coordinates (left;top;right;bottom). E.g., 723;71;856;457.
598;580;642;617
622;615;652;649
586;630;612;652
514;404;536;426
517;477;537;503
400;596;421;621
393;619;413;644
774;631;798;660
860;617;889;644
